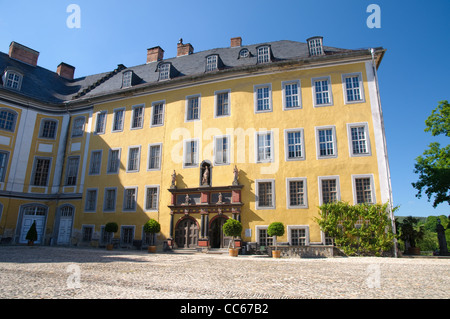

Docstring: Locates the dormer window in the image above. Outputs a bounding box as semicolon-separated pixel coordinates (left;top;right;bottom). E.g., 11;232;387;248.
307;37;324;56
2;70;23;90
158;63;171;81
257;46;271;64
122;71;133;88
206;55;218;72
239;48;250;58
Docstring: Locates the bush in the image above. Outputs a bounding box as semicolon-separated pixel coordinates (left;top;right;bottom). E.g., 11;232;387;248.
222;218;242;248
26;221;38;242
105;222;118;233
316;201;396;256
144;219;161;234
267;222;285;237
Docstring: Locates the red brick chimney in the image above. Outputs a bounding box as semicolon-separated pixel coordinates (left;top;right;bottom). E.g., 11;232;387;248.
147;46;164;63
8;42;39;66
57;62;75;80
230;37;242;47
177;39;194;57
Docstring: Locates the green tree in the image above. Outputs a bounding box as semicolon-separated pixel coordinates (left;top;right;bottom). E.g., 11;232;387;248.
412;100;450;208
222;218;242;249
26;221;38;243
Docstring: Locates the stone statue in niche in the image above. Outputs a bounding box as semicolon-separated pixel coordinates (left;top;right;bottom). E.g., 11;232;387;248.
232;165;239;185
202;166;209;186
184;194;190;205
170;170;176;189
217;193;223;204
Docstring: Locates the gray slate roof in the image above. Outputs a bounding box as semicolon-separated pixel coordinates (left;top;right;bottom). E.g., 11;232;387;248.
0;40;359;106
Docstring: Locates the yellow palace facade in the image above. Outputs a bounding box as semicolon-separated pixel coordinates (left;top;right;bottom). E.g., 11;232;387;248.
0;37;393;251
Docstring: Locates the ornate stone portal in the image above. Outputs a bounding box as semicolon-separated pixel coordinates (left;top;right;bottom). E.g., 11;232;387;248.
167;165;243;249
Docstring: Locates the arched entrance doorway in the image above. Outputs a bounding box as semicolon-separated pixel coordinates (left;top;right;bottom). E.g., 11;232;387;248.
175;217;198;248
209;216;231;248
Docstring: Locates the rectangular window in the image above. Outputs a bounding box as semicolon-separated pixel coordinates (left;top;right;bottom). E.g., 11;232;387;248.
308;38;323;56
214;136;229;165
65;156;80;186
145;186;159;211
123;187;137;211
287;178;307;208
0;109;17;132
121;226;135;245
151;101;165;126
353;176;375;204
158;64;170;81
257;46;270;63
72;117;85;137
342;73;364;103
291;228;306;246
312;77;332;107
89;151;102;175
183;139;199;168
348;123;371;156
256;180;275;209
148;144;161;170
206;55;218;72
316;126;337;158
257;227;273;247
112;108;125;132
131;105;144;129
32;158;51;186
0;151;9;182
107;149;121;174
95;111;107;134
186;95;200;121
283;81;301;109
82;225;94;242
256;131;273;163
40;120;57;139
320;177;340;205
254;84;272;112
5;72;22;89
215;91;230;117
103;188;116;212
285;129;304;161
85;189;97;211
127;147;140;172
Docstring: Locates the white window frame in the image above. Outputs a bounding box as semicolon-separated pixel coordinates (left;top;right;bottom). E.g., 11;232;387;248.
255;179;275;210
254;83;272;113
144;185;160;212
2;70;23;90
88;150;102;176
84;188;98;212
213;135;230;166
312;76;333;107
158;63;171;81
342;73;365;104
284;128;305;161
71;116;85;137
347;123;371;157
95;111;107;134
318;176;341;205
255;131;274;163
257;46;271;64
214;89;231;118
151;100;165;127
183;138;199;168
352;174;376;205
308;37;323;56
31;157;52;187
122;71;133;88
65;156;80;186
185;94;201;122
39;118;58;140
107;148;121;174
126;146;141;173
282;80;302;110
103;187;117;212
255;225;273;246
0;108;18;132
123;186;138;212
286;177;308;209
206;55;218;72
287;225;310;246
112;108;125;132
130;104;144;130
147;143;162;171
315;125;337;159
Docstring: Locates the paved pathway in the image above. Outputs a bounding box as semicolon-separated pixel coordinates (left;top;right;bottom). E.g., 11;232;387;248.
0;246;448;299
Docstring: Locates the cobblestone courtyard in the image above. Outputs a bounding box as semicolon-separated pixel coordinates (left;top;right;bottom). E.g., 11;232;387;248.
0;246;449;300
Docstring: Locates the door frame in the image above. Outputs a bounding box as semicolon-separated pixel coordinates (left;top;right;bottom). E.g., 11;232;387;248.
175;216;199;248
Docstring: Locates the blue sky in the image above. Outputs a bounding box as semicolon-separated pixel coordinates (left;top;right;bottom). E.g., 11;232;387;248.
1;0;449;217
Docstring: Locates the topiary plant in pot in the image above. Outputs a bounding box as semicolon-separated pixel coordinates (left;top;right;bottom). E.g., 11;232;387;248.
268;222;285;258
105;222;118;250
144;219;161;253
222;218;242;257
26;221;38;246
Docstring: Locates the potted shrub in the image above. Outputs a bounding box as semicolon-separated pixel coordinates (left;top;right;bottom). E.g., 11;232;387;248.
398;216;425;255
144;219;161;253
105;222;118;250
222;218;242;257
26;221;38;246
268;222;285;258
